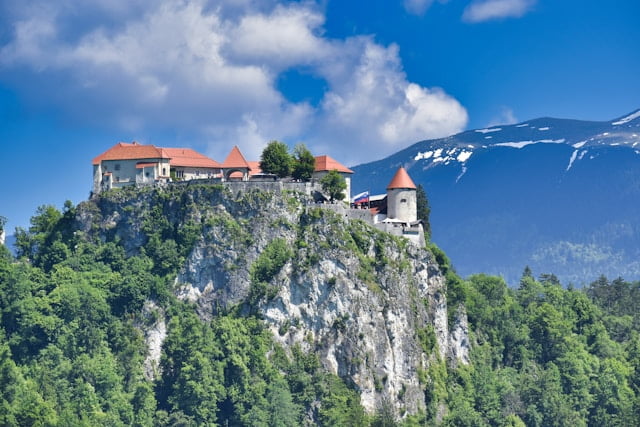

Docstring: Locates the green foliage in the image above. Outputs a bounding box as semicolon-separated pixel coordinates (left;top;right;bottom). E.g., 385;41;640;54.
260;140;293;178
7;183;640;426
416;184;431;240
292;143;316;181
320;169;347;202
248;238;293;304
417;325;437;354
434;271;640;427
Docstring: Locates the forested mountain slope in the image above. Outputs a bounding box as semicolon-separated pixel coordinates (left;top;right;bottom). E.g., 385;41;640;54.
1;184;640;425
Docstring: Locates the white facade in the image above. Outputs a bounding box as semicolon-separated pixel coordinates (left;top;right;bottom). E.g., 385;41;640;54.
94;158;170;193
387;188;417;222
171;167;220;181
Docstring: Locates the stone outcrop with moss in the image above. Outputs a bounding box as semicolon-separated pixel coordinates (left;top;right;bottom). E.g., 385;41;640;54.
76;183;469;419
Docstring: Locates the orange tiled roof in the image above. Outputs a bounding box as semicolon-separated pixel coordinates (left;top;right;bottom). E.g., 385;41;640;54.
247;161;262;175
163;148;221;169
314;155;353;174
221;146;251;169
93;142;221;170
387;167;416;190
92;142;168;165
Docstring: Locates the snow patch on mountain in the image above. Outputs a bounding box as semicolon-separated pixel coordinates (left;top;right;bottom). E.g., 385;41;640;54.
457;151;473;162
515;123;529;128
612;110;640;126
475;127;502;134
415;147;474;165
538;127;550;131
495;139;566;149
573;141;587;148
456;165;467;183
414;151;433;160
566;150;578;171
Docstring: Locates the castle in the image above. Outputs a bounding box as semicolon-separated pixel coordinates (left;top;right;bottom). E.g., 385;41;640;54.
92;141;423;244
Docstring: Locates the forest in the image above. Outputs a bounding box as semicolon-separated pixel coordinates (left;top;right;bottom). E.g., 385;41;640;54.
1;201;640;426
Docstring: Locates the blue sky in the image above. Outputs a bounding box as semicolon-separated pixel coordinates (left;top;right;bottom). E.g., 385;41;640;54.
1;0;638;232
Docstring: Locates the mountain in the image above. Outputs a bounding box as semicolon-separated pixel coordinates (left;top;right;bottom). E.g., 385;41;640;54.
73;183;467;420
5;181;640;425
352;109;640;285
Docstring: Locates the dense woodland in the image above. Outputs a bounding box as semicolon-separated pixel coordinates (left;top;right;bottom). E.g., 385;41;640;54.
1;202;640;426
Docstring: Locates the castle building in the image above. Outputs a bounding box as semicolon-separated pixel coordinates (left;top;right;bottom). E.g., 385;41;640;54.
350;167;423;245
386;166;417;222
92;143;354;201
92;142;221;193
312;155;354;202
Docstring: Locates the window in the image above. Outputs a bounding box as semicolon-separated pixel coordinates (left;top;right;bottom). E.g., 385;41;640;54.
145;172;150;177
114;164;121;171
162;167;167;176
196;170;200;176
401;198;407;203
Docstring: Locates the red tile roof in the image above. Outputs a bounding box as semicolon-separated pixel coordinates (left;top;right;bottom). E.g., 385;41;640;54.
221;146;251;169
314;155;353;174
92;142;168;165
247;161;262;175
387;167;416;190
93;142;220;169
163;148;221;169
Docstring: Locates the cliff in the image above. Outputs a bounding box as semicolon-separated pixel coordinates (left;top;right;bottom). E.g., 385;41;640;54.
76;182;469;419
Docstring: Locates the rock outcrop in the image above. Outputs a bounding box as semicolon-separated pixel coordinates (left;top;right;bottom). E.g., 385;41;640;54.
76;183;469;418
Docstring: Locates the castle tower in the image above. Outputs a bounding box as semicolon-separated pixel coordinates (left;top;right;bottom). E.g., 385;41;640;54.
386;167;417;222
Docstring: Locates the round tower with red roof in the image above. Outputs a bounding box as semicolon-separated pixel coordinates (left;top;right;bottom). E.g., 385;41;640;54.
386;167;417;222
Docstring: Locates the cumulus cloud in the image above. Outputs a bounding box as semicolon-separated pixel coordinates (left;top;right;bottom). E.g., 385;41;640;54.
0;0;468;164
487;106;518;127
462;0;536;23
403;0;450;16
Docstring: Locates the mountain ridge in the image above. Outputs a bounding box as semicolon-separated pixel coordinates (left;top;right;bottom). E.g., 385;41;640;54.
352;108;640;285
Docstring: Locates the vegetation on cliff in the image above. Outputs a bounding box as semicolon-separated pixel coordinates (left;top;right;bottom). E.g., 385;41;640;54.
1;184;640;426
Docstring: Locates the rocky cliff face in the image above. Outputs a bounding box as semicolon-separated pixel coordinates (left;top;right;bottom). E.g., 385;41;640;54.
76;183;469;418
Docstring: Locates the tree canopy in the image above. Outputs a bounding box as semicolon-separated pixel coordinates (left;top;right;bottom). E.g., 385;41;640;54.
416;184;431;240
291;144;315;182
4;191;640;426
320;170;347;202
260;141;292;178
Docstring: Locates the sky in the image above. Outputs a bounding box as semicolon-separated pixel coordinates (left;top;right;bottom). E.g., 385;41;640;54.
1;0;639;233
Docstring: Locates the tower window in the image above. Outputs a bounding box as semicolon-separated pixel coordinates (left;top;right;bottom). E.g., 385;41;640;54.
401;198;407;203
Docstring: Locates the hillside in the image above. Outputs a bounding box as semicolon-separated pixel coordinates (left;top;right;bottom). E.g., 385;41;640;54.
1;183;466;424
352;109;640;285
3;183;640;425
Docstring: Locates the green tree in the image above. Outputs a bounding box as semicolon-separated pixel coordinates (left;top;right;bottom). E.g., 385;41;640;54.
260;141;292;178
320;170;347;202
416;184;431;239
291;144;315;181
15;205;62;260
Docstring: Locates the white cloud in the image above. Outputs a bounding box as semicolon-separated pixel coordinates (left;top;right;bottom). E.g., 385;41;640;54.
463;0;536;23
318;40;467;162
0;0;468;164
487;106;518;127
403;0;450;16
